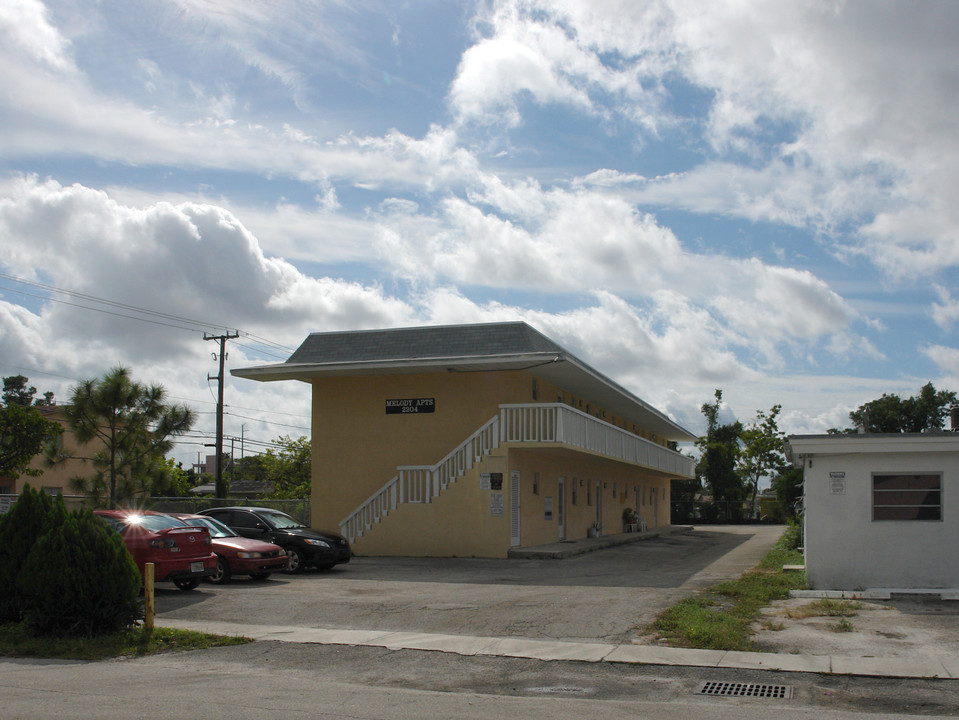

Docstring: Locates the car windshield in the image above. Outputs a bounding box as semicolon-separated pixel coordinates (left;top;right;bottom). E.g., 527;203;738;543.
124;514;187;532
259;509;306;529
183;516;235;538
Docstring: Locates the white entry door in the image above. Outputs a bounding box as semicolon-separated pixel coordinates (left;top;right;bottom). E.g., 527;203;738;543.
595;481;602;531
557;477;566;541
510;470;521;547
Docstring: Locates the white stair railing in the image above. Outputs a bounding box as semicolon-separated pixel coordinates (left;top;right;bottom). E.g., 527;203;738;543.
340;404;694;543
340;415;500;542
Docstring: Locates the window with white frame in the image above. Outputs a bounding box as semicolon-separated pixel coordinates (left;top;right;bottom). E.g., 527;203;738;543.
872;473;942;521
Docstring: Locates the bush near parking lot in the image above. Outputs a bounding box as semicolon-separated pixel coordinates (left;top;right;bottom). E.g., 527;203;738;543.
0;484;53;623
0;487;143;637
19;505;142;636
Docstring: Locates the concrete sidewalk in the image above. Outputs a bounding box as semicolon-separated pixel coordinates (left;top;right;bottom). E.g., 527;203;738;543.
507;525;682;559
155;617;959;680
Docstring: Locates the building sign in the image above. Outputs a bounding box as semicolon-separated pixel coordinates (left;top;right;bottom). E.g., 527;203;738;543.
385;398;435;414
830;471;846;495
490;492;504;516
489;472;503;491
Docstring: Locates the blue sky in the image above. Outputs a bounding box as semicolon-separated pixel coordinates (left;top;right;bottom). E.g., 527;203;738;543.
2;0;958;466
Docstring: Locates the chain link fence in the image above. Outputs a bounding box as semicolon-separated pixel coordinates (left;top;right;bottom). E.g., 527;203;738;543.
671;500;762;524
148;497;311;525
0;493;311;526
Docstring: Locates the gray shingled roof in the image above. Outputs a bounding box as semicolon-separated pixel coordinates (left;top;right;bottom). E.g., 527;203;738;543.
233;321;695;441
286;322;564;365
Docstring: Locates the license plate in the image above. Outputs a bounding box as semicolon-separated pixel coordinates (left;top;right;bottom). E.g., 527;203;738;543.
191;562;203;573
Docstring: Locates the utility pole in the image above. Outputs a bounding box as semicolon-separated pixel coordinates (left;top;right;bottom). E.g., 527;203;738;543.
205;331;239;498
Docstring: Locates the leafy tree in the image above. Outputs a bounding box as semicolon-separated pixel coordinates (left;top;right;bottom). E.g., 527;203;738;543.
737;404;787;511
771;466;804;521
840;382;957;433
695;389;744;510
263;435;311;499
0;376;62;480
230;453;270;486
670;476;701;523
154;458;193;497
59;366;195;508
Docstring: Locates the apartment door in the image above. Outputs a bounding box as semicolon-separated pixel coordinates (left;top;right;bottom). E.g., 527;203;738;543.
595;481;602;531
652;487;658;529
557;477;566;541
510;470;521;547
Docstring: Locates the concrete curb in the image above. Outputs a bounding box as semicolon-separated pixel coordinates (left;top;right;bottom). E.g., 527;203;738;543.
155;618;959;680
507;525;692;559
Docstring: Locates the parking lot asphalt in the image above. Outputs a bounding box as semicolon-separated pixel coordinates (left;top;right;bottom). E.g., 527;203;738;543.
155;525;778;645
148;523;959;680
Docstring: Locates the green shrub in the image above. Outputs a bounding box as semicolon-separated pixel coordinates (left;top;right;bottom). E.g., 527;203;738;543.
18;507;142;637
0;484;54;622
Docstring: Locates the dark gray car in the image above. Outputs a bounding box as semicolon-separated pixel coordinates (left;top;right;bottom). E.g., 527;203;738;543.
201;506;351;573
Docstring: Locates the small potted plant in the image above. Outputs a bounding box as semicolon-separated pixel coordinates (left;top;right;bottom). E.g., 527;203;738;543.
622;507;639;532
587;521;600;538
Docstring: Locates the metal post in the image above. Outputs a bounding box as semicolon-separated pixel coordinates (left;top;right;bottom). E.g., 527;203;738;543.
144;562;155;631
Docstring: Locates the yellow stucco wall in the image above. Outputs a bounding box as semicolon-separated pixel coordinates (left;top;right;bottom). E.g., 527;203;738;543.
350;451;511;557
7;410;97;496
310;368;676;557
311;370;537;530
507;448;672;548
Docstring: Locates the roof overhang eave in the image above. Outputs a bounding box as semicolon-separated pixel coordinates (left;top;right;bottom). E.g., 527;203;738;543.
230;353;562;383
232;352;697;443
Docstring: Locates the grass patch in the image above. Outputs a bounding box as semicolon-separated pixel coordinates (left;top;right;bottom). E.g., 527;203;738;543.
650;524;807;652
0;623;251;661
786;598;862;619
832;617;855;633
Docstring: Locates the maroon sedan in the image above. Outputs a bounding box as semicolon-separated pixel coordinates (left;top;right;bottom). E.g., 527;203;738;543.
173;513;288;583
94;509;216;591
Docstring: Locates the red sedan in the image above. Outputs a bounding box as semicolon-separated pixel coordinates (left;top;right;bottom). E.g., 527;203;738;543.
173;513;289;583
94;509;216;591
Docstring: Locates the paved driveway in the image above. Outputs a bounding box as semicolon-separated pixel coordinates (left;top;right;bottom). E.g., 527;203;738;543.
157;525;783;644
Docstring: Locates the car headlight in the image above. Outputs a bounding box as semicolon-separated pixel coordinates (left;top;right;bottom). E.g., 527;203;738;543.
236;551;262;559
304;538;331;548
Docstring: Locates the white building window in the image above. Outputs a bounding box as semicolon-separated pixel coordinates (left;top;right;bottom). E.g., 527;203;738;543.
872;474;941;521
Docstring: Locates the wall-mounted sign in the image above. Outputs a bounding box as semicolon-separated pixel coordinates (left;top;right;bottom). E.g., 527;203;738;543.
385;398;435;414
829;471;846;495
489;472;503;491
544;496;553;521
490;492;504;516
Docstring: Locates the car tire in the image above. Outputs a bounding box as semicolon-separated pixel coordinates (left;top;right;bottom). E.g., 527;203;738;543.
208;555;231;584
249;572;271;581
284;547;303;573
174;578;200;591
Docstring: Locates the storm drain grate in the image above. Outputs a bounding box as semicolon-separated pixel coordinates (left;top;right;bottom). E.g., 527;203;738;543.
696;681;793;699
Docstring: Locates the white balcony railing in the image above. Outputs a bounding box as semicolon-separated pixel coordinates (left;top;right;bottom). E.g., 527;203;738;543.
499;403;695;477
340;403;693;542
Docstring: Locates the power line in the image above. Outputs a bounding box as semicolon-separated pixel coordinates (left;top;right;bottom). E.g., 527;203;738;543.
0;272;297;357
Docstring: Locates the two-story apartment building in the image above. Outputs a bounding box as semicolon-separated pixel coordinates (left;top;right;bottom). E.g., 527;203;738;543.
233;322;696;557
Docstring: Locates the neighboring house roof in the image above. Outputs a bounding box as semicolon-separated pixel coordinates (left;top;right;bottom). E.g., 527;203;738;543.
189;479;275;496
786;432;959;467
233;321;696;442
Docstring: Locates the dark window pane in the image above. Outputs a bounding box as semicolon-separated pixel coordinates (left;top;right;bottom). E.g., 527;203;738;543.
874;505;942;521
229;511;258;528
873;490;941;506
873;474;940;491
